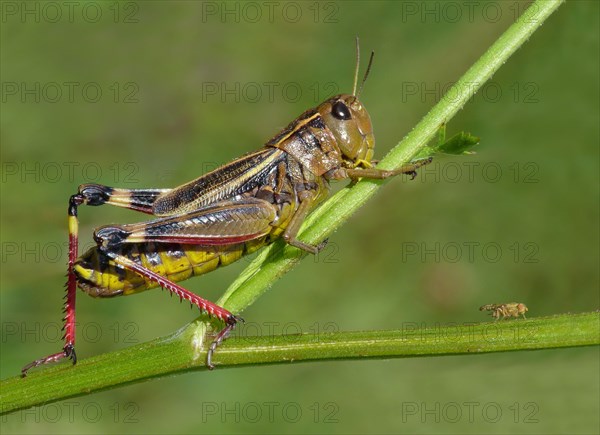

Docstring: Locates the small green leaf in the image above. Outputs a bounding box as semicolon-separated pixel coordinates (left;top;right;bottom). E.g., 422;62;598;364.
435;131;480;155
415;131;480;160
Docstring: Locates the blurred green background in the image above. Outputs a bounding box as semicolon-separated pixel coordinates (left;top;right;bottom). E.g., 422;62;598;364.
1;1;598;433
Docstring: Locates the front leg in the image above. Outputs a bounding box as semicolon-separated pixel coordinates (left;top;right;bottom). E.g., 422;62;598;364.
345;157;433;181
281;189;327;255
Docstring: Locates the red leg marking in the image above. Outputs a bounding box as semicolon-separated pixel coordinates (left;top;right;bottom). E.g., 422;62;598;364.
22;194;83;377
144;233;266;246
62;233;78;347
113;254;233;320
104;251;241;368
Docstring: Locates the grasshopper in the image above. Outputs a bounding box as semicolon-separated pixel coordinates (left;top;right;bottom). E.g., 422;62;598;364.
22;43;432;376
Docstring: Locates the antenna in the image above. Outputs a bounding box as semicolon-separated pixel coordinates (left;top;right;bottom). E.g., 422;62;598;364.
356;51;375;98
352;37;375;98
352;36;361;96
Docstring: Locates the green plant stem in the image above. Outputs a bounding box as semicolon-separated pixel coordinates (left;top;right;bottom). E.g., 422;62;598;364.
2;312;598;414
1;0;570;415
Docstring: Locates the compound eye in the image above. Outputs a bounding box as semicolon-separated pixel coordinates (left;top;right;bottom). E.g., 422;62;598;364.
331;101;352;120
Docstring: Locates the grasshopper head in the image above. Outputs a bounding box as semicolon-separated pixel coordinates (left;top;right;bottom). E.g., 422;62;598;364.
318;94;375;167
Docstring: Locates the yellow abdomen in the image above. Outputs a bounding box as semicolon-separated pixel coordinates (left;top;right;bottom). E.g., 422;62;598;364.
74;237;269;297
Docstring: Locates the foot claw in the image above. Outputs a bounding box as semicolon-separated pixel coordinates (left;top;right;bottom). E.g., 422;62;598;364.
316;238;329;253
21;345;76;377
206;315;240;369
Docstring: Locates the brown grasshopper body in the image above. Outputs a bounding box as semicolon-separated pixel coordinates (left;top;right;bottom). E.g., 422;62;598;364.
22;55;432;376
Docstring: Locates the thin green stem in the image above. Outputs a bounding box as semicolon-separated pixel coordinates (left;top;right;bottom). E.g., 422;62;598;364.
1;0;570;415
2;312;597;414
